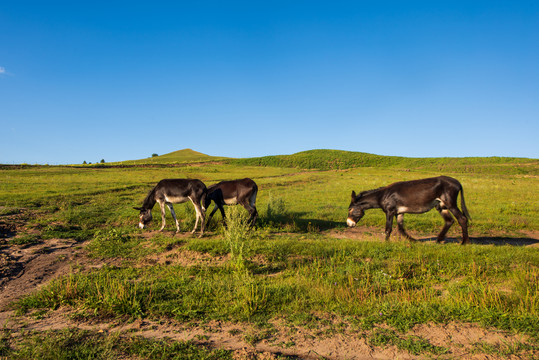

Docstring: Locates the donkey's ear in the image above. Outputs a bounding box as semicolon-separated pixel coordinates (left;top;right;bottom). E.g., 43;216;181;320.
351;191;356;199
133;207;143;211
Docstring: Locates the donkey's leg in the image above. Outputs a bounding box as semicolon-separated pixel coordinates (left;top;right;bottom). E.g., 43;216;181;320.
217;203;227;227
167;203;180;233
435;204;454;243
240;200;258;228
207;203;227;228
384;211;395;241
158;202;167;231
207;204;219;224
249;207;258;228
194;202;206;237
189;198;205;237
396;213;415;241
448;207;469;245
191;208;200;234
188;197;199;234
249;191;258;227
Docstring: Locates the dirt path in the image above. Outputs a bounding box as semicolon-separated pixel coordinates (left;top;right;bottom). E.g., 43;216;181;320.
1;306;533;360
0;238;81;311
1;212;538;359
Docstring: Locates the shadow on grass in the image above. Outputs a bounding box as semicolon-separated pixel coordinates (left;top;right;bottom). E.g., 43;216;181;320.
335;226;539;247
293;217;346;232
416;236;539;247
260;211;345;232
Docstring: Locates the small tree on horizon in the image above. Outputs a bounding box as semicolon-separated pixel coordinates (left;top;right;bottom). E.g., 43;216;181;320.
152;153;159;157
100;159;105;164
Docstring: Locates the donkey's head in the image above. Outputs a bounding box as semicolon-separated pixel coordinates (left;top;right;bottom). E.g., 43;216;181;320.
204;187;221;210
133;207;152;229
347;191;366;227
203;192;213;211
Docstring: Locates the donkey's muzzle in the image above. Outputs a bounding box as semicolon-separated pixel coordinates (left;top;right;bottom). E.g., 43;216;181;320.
346;218;357;227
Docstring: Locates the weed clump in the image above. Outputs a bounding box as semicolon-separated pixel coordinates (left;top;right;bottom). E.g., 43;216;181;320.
223;207;267;319
223;207;254;272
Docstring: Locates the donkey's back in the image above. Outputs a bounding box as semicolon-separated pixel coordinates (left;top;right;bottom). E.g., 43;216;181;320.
154;179;207;203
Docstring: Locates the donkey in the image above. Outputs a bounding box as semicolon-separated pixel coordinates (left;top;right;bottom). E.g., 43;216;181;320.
134;179;207;237
347;176;471;244
204;178;258;228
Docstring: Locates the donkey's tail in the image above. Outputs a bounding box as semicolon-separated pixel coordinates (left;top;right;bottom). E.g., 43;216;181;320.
200;188;208;212
460;186;472;221
250;185;258;208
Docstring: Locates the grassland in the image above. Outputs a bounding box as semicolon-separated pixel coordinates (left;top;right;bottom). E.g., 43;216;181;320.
0;150;538;359
230;149;538;175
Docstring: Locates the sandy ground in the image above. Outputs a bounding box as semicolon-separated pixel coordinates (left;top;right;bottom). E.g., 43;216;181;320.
1;210;538;359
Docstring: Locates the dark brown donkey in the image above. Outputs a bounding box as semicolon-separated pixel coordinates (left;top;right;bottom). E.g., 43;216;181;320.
204;178;258;227
347;176;471;244
134;179;207;236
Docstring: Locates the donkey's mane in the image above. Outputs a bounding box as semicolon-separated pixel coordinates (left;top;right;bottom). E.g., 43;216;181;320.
358;186;387;198
142;186;157;209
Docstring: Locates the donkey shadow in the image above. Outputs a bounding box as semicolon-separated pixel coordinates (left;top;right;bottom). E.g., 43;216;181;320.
415;235;539;247
293;217;344;232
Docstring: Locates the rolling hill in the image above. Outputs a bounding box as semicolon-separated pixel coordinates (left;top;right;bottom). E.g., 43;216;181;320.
117;148;228;165
228;149;539;175
115;148;537;175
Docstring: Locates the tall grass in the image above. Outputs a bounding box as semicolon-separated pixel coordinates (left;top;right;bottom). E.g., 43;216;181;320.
223;207;268;319
223;207;254;271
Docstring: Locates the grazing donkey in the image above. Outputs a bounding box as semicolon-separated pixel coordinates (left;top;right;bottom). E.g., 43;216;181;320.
347;176;471;244
204;178;258;227
134;179;207;237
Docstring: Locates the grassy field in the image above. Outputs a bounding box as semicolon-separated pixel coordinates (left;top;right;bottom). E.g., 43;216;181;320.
0;150;538;359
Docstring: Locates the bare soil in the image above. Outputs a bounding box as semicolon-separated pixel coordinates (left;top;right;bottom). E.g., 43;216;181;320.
1;211;537;359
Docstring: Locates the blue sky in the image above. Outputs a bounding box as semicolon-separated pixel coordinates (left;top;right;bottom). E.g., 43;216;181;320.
1;1;538;164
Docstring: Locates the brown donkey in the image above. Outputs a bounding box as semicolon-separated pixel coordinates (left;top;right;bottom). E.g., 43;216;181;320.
347;176;471;244
134;179;207;237
204;178;258;227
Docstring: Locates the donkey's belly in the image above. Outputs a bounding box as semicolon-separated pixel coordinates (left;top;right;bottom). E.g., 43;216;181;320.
398;206;431;214
397;199;439;214
164;195;189;204
224;197;238;205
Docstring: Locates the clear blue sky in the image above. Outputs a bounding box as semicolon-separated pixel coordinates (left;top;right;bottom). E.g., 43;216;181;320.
1;1;538;164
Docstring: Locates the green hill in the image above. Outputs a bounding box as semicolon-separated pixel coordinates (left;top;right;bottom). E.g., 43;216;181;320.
228;149;538;175
114;148;538;175
118;149;228;165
